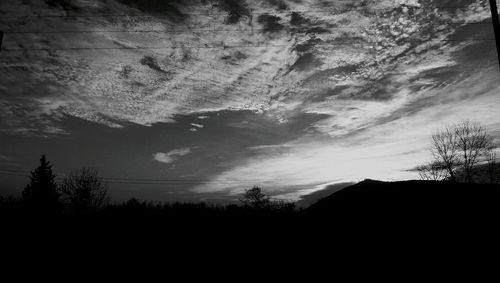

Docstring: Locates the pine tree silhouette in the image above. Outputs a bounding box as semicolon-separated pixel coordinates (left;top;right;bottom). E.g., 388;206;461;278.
22;155;60;213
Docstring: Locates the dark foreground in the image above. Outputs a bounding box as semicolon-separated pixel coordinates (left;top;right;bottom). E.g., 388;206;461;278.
2;180;499;270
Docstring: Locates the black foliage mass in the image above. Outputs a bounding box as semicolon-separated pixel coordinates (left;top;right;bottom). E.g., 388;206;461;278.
306;179;500;220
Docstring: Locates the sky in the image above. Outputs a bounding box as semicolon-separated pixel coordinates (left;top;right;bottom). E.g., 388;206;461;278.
1;0;500;203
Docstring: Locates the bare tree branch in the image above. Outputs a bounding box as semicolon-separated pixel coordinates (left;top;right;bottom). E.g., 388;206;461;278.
431;127;459;181
427;121;494;183
454;121;492;183
486;149;497;184
60;167;110;212
416;161;448;181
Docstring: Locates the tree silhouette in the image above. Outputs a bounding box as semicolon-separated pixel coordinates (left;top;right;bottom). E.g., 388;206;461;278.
427;121;494;183
60;167;110;213
486;149;497;184
431;127;459;182
240;186;270;209
416;161;448;181
454;121;493;183
22;155;60;213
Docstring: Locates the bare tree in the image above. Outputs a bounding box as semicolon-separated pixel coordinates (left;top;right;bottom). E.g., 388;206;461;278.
60;167;110;212
416;161;448;181
431;127;459;182
486;149;497;184
427;121;494;183
454;121;492;183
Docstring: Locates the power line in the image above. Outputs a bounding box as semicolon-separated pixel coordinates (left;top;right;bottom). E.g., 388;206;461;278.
0;169;325;184
0;6;481;19
2;22;492;34
0;39;494;52
0;169;273;182
0;169;326;183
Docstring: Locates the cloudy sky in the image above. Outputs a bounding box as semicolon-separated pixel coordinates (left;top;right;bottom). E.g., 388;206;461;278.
1;0;499;202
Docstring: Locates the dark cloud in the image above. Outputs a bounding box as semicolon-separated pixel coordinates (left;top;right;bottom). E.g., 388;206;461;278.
306;86;352;103
140;56;167;74
425;0;477;9
117;0;186;21
411;67;461;89
449;19;494;41
305;26;330;35
44;0;81;12
289;12;329;35
290;12;311;26
293;37;322;53
257;14;285;33
220;50;248;64
208;0;250;24
290;53;322;72
118;65;133;79
356;80;397;101
0;101;67;136
267;0;288;11
455;40;498;68
302;64;361;87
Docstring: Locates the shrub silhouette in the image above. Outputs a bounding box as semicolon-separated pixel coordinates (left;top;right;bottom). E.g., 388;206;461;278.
22;155;61;213
239;186;271;209
60;167;110;213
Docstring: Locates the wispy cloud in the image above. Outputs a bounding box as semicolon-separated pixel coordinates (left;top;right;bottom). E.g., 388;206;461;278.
2;0;499;203
153;148;191;164
193;72;500;197
190;123;204;129
1;0;491;134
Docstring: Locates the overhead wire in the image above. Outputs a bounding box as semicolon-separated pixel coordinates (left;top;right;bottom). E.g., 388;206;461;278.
0;169;328;184
2;21;492;34
0;6;482;19
0;4;493;52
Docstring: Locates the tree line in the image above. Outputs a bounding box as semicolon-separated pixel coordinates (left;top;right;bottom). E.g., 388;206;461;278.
20;155;110;214
12;154;294;215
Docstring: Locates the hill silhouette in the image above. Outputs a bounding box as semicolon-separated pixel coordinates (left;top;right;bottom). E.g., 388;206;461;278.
303;179;500;231
296;182;354;208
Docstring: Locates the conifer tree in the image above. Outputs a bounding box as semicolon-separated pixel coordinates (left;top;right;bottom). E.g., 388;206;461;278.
22;155;60;212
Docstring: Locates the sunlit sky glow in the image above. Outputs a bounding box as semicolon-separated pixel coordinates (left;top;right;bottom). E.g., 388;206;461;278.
1;0;499;202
